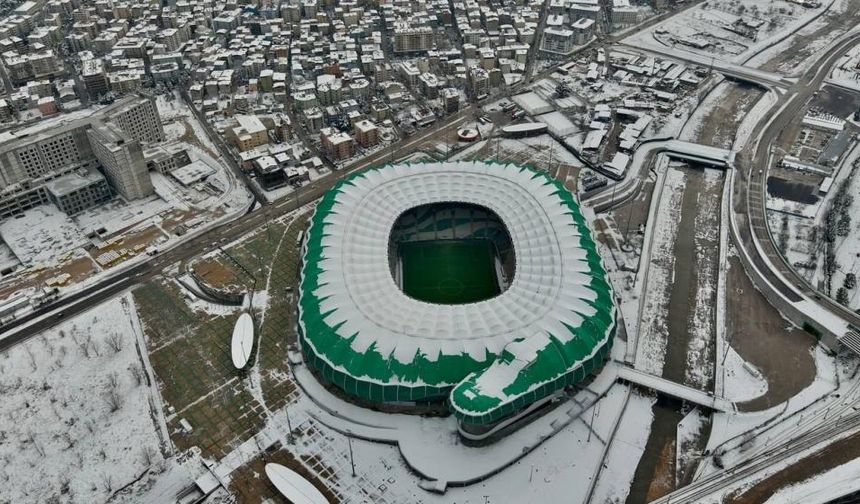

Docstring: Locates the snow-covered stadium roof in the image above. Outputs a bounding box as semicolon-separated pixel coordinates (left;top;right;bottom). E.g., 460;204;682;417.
299;161;616;425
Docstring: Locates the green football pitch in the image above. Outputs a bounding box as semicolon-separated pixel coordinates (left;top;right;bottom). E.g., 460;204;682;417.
400;239;500;304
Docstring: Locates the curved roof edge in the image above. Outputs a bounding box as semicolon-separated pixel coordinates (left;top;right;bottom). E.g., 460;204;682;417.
297;160;617;425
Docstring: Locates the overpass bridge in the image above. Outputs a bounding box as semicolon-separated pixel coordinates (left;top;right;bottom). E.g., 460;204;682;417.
582;138;732;211
615;44;795;90
648;138;733;167
612;362;735;413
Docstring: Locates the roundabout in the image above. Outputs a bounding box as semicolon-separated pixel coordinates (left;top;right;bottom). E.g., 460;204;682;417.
298;160;617;431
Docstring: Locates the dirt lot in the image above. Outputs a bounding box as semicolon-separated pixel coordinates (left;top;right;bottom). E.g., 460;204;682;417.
725;255;817;412
0;254;97;299
229;444;340;504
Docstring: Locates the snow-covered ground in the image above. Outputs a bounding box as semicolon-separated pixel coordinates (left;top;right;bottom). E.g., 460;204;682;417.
635;165;686;375
722;346;769;403
0;294;168;503
74;195;174;237
684;168;723;390
624;0;830;65
768;143;860;309
589;390;655;503
747;0;857;74
764;455;860;504
0;205;88;266
703;347;840;471
827;42;860;92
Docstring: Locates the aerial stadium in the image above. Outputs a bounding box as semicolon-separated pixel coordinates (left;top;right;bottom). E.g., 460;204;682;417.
298;160;616;439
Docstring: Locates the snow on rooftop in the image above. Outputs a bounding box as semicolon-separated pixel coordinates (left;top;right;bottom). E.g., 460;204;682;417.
0;204;88;266
300;161;616;422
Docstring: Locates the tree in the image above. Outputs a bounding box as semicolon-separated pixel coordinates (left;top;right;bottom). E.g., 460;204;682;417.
106;332;123;353
837;287;849;306
846;273;857;290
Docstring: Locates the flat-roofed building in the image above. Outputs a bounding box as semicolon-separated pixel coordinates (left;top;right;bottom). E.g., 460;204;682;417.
232;114;268;151
46;166;112;215
87;122;153;200
354;119;379;148
320;127;353;161
393;24;433;53
541;28;575;54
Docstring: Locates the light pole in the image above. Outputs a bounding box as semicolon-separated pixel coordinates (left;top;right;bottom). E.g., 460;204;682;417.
348;437;356;477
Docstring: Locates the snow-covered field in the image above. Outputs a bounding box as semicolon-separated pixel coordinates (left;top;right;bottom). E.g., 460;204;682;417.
73;195;173;237
722;346;769;403
828;41;860;91
635;166;686;375
589;390;655;503
765;455;860;503
0;294;167;503
683;169;723;390
624;0;829;65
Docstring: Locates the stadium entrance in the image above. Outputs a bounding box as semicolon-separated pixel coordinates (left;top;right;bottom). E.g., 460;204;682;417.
389;202;515;305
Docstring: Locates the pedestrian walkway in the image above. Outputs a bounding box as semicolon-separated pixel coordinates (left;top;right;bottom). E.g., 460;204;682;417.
613;362;735;412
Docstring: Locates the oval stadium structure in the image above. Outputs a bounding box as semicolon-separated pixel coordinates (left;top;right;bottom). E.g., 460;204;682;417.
298;160;616;434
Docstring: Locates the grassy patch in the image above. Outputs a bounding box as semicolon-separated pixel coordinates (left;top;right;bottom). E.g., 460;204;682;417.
400;239;499;304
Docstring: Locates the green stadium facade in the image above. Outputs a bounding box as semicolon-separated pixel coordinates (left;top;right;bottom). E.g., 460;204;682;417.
298;161;616;432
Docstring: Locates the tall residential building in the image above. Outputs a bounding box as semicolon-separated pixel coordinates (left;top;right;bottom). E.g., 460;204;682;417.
0;95;163;214
106;96;165;144
87;123;154;200
572;18;596;45
393;25;433;53
354;119;379;148
541;28;575;54
0;124;93;184
320;127;353;161
81;58;110;99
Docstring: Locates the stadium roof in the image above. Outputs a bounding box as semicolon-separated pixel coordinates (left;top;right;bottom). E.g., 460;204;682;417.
299;161;616;425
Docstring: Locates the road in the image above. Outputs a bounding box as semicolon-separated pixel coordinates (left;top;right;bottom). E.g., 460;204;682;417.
0;102;477;349
646;28;860;504
733;30;860;331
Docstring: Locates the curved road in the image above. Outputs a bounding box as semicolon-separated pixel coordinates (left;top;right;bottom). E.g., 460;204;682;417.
650;28;860;504
734;30;860;332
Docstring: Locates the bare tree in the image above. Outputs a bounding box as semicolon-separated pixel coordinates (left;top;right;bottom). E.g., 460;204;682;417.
106;372;119;390
27;431;45;457
105;388;121;412
59;475;70;495
72;332;92;358
106;332;124;353
104;373;122;412
24;344;37;371
100;472;112;493
128;364;144;387
140;445;157;467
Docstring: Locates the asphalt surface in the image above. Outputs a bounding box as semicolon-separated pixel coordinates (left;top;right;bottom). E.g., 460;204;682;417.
0;102;478;350
734;30;860;330
648;29;860;504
